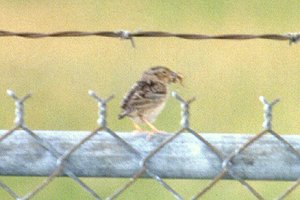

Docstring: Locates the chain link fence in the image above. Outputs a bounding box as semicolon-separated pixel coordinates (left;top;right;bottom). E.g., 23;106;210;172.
1;89;300;200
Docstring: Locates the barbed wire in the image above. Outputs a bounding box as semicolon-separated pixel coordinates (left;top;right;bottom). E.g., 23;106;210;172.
1;89;300;200
0;30;299;47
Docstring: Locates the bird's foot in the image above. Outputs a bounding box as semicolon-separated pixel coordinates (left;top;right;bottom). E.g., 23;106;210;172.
146;129;166;140
132;120;166;140
132;128;146;137
133;123;144;133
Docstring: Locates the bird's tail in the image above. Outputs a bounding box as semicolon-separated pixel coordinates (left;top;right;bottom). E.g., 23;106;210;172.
118;110;130;119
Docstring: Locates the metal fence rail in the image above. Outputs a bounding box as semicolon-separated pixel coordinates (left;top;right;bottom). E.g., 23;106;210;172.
1;131;300;180
0;89;300;200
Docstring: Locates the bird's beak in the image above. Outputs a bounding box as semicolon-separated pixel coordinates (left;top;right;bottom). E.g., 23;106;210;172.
171;72;183;86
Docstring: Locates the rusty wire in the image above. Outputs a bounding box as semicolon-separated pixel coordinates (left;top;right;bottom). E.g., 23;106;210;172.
0;90;300;200
0;30;299;47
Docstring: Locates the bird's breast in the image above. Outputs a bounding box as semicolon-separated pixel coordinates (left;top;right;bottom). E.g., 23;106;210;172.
145;101;166;123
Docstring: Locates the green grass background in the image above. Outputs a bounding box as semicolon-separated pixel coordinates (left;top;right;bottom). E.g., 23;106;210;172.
0;1;300;199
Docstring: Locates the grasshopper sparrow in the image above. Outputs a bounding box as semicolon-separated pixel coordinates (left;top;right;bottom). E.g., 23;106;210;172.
119;66;183;136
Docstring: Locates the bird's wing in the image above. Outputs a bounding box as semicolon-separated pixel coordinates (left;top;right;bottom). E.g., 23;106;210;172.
119;81;167;117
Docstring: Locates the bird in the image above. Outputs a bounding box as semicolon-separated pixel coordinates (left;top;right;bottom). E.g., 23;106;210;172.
119;66;183;137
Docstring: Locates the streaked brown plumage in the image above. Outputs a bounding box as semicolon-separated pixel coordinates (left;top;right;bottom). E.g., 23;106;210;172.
119;66;182;134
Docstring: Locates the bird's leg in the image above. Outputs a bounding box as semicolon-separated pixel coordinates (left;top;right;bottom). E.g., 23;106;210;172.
140;117;166;140
143;119;160;133
133;122;143;132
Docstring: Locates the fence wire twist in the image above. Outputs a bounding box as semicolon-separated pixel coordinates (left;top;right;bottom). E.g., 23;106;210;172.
0;89;300;200
0;30;300;47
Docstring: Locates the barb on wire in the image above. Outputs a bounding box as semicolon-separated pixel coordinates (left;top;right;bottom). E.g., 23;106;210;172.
0;29;299;45
287;33;300;45
115;30;136;48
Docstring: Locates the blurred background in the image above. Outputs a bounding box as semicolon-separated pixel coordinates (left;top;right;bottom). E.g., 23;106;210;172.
0;1;299;199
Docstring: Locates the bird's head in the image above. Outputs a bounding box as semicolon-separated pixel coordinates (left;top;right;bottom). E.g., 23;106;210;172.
142;66;183;85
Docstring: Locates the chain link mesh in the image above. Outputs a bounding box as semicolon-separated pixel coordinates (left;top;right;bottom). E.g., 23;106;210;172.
0;89;299;200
